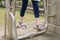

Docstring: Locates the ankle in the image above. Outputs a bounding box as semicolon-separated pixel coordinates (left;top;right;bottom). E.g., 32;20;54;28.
19;21;24;23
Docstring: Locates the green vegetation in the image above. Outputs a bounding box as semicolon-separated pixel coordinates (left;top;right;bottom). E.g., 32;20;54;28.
0;7;5;26
0;0;44;26
0;7;44;26
15;8;44;22
0;0;2;2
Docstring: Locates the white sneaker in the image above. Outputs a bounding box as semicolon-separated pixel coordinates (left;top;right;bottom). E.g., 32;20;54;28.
16;22;27;29
36;25;46;31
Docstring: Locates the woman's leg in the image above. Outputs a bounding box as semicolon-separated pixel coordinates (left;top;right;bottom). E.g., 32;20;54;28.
20;0;28;22
32;1;40;25
32;1;46;31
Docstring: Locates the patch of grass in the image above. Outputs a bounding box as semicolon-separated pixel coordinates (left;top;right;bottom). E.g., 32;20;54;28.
0;7;5;26
15;8;45;22
0;7;44;26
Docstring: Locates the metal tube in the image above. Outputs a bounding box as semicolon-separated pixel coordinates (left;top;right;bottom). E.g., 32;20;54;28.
43;0;48;27
4;9;7;37
12;0;16;15
17;30;46;40
5;0;10;37
5;0;17;40
9;12;17;40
